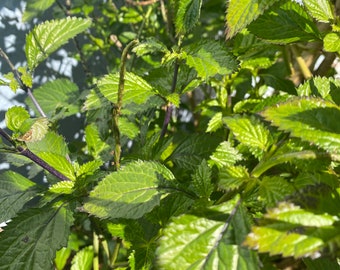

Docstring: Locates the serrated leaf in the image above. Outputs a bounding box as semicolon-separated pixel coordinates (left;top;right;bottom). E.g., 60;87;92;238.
209;141;243;169
38;152;75;181
83;87;111;111
26;79;79;117
167;134;221;170
219;165;250;191
224;115;272;158
18;117;49;142
244;202;340;258
302;0;334;23
0;204;74;270
85;123;109;159
0;171;38;223
297;76;340;100
206;112;223;133
22;0;55;22
259;176;294;207
49;181;74;194
191;160;213;198
119;117;139;139
3;72;19;92
175;0;202;35
226;0;279;39
97;72;155;106
26;17;91;70
261;97;340;156
70;246;93;270
17;66;33;88
26;131;69;156
5;106;30;132
183;40;238;79
132;37;168;56
84;161;174;219
75;160;103;179
156;197;256;269
55;247;72;270
324;33;340;53
247;1;321;44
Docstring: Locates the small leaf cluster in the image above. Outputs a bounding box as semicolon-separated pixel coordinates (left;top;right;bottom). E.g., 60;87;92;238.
1;0;340;269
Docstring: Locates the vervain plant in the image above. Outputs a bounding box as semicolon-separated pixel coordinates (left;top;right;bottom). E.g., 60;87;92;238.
1;0;340;269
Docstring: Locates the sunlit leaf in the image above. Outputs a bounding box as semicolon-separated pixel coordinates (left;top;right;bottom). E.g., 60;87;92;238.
5;106;30;132
302;0;334;23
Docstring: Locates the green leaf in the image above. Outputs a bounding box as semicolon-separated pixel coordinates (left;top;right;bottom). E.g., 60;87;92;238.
261;97;340;157
85;123;109;159
303;257;340;270
132;37;168;56
0;171;38;223
48;181;74;194
183;40;239;79
26;79;79;117
209;141;243;169
191;160;213;199
17;66;33;88
156;197;257;269
167;134;221;170
224;115;272;158
38;152;76;181
225;0;280;39
175;0;203;35
55;247;72;270
244;202;340;258
84;161;174;219
302;0;334;23
219;165;250;191
26;131;69;156
5;106;30;132
26;17;92;70
119;117;140;139
206;112;223;133
0;204;74;270
3;72;19;93
323;33;340;53
259;176;294;207
247;1;321;44
97;72;155;106
75;160;103;179
70;246;94;270
18;117;49;143
22;0;55;22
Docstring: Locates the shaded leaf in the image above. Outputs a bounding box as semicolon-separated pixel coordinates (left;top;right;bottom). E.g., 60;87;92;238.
23;0;55;22
191;160;213;199
0;171;38;223
175;0;202;35
84;161;174;219
84;123;109;160
0;204;74;270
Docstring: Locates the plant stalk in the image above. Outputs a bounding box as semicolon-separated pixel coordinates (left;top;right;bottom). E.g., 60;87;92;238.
291;45;313;80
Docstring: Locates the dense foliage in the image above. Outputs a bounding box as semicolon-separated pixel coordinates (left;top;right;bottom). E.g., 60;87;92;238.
1;0;340;269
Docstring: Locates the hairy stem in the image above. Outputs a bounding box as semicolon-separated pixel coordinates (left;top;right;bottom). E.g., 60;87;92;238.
160;62;179;138
0;128;70;181
0;47;47;117
112;40;138;170
110;238;122;267
93;231;99;270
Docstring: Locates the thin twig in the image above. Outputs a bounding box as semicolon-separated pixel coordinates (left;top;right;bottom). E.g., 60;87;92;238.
0;128;70;181
291;45;313;80
0;48;47;117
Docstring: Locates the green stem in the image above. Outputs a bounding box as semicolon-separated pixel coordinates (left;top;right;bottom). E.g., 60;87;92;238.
112;40;138;170
291;45;313;80
93;231;100;270
110;238;122;268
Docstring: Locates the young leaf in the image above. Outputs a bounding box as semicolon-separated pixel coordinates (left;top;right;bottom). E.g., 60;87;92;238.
226;0;280;39
302;0;334;23
247;1;321;44
209;141;243;169
219;165;250;191
206;112;223;133
75;160;103;179
48;181;74;194
175;0;202;35
26;79;79;117
0;204;74;270
183;40;239;79
84;123;109;160
3;72;19;92
17;117;49;143
70;246;94;270
323;33;340;53
17;66;33;88
5;106;30;132
261;97;340;156
132;37;168;56
0;171;38;223
26;17;91;70
84;161;175;219
224;115;272;158
97;72;155;106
